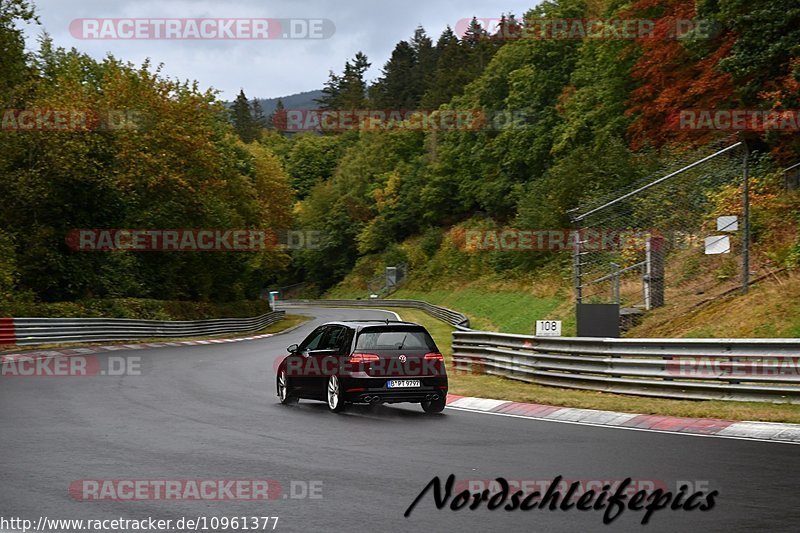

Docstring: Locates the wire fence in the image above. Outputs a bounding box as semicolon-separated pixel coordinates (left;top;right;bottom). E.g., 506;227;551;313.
571;138;752;315
367;263;408;296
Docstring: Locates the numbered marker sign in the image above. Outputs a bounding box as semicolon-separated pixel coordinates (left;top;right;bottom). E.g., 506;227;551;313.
536;320;562;337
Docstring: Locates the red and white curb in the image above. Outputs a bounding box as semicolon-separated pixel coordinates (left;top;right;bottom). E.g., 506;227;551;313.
0;333;275;364
445;394;800;445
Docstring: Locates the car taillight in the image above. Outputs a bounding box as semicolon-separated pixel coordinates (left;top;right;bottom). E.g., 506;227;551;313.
349;353;379;363
424;352;444;361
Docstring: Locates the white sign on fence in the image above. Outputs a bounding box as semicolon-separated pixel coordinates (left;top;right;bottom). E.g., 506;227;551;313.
717;215;738;232
536;320;562;337
704;235;731;255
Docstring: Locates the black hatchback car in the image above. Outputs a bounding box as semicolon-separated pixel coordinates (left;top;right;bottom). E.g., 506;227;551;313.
276;320;448;413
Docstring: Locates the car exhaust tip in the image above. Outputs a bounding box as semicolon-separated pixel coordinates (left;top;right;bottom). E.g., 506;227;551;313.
363;396;372;402
371;397;382;404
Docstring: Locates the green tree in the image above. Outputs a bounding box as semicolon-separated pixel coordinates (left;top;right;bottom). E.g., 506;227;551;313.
426;0;584;220
370;27;438;109
411;27;437;104
316;70;342;110
552;27;638;155
286;134;343;198
316;52;371;109
420;23;499;109
0;34;294;302
717;0;800;103
252;98;267;130
231;89;259;142
0;0;37;105
369;40;418;108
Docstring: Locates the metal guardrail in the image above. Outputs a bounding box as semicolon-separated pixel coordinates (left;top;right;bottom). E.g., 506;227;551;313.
1;311;285;346
453;331;800;403
276;299;470;329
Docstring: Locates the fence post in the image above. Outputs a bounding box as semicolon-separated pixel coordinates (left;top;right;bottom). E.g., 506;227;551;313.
645;236;665;309
742;142;750;294
572;227;582;304
610;262;620;304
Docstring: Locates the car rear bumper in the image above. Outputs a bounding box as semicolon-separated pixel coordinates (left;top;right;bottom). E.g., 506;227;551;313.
350;389;446;404
341;376;447;404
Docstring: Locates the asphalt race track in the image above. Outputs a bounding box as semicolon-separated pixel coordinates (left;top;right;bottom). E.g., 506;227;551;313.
2;308;799;532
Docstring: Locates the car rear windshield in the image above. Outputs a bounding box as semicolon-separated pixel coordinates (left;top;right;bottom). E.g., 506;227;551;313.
355;327;437;351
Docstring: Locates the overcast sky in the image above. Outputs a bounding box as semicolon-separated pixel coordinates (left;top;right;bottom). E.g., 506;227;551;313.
22;0;539;100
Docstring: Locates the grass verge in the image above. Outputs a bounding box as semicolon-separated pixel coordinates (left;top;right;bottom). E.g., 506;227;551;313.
629;272;800;338
386;307;800;424
391;284;573;335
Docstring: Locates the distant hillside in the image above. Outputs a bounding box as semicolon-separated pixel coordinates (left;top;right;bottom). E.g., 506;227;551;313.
255;90;324;114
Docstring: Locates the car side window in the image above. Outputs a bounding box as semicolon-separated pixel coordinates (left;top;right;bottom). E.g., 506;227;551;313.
300;327;327;352
322;326;347;353
340;328;354;355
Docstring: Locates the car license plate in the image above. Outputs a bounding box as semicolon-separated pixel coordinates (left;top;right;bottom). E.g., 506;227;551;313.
386;379;421;388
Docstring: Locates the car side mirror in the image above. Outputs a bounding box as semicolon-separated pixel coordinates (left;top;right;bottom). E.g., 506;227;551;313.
287;343;299;354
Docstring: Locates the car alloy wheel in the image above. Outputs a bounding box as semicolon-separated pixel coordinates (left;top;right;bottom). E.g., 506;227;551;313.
327;375;345;412
277;370;298;405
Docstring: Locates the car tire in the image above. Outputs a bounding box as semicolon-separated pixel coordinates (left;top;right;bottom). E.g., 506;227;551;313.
421;395;446;414
326;375;346;413
277;370;299;405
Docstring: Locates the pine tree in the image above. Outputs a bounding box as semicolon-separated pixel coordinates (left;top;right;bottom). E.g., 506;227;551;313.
492;14;522;43
411;26;437;106
370;27;437;109
339;52;371;108
252;98;267;130
462;17;492;72
316;71;342;110
370;40;417;108
316;52;370;110
462;17;488;46
267;98;285;130
231;89;258;143
420;26;469;108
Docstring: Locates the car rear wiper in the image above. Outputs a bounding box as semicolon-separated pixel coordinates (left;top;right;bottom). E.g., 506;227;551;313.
398;333;408;350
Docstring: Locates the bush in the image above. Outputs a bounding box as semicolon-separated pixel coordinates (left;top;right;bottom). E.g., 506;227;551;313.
0;298;272;319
